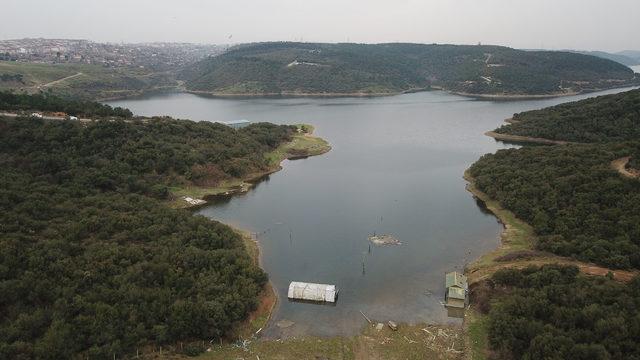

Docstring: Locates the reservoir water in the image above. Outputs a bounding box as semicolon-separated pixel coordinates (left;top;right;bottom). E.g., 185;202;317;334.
108;85;638;337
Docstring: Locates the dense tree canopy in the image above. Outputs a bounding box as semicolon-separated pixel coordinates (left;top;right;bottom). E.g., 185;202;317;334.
0;113;296;358
495;89;640;142
181;42;638;96
1;116;295;191
469;142;640;269
485;265;640;360
0;91;133;118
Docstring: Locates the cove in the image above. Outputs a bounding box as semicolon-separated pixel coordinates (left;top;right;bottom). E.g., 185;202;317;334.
108;85;637;337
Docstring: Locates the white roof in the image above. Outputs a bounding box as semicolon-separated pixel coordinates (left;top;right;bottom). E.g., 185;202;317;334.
288;281;337;303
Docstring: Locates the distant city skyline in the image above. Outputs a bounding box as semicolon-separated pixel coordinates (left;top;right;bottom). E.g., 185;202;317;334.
2;0;639;52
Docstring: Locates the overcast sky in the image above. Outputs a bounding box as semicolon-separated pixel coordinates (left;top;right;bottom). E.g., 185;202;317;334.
2;0;639;51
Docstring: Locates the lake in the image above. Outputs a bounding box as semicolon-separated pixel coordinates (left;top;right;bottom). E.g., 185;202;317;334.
108;85;638;337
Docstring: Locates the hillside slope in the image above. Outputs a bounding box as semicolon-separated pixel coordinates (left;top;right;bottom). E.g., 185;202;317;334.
495;89;640;142
181;42;639;97
0;61;177;100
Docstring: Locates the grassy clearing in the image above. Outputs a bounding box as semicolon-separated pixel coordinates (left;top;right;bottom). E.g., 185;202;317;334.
465;310;489;360
167;179;250;209
0;61;176;99
198;336;355;360
265;124;331;166
0;61;79;87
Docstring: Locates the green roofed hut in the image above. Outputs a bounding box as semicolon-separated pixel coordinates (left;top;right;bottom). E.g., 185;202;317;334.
445;272;468;309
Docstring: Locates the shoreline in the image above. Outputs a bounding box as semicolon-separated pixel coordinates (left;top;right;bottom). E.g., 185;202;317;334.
185;87;428;98
227;228;278;340
485;130;571;145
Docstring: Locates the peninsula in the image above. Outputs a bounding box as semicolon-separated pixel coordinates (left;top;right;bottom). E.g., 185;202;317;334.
464;88;640;359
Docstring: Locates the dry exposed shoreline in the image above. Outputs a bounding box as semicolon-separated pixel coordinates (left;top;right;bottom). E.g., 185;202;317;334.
186;87;428;98
183;84;640;101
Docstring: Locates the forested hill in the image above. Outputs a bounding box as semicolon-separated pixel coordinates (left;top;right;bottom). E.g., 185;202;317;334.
0;113;297;358
469;141;640;269
495;89;640;142
180;42;639;96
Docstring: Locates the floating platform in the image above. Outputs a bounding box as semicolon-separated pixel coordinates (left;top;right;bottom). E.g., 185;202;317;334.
287;282;337;303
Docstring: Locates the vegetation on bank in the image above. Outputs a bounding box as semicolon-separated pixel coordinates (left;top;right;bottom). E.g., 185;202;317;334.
0;90;133;117
476;265;640;360
469;142;640;269
0;99;304;357
495;89;640;143
170;124;331;208
468;86;640;359
180;42;638;96
0;60;177;100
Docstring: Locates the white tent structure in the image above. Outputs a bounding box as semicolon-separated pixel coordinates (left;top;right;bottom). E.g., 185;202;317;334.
287;282;337;303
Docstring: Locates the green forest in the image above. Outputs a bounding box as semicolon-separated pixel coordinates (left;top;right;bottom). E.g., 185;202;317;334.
477;265;640;360
0;108;297;358
469;142;640;269
180;42;638;96
0;91;133;118
495;89;640;142
472;86;640;269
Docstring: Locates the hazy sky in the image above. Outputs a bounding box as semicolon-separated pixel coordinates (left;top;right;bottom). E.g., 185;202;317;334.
2;0;639;51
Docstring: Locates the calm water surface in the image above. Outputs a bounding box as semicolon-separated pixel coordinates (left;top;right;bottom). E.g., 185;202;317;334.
108;86;637;337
